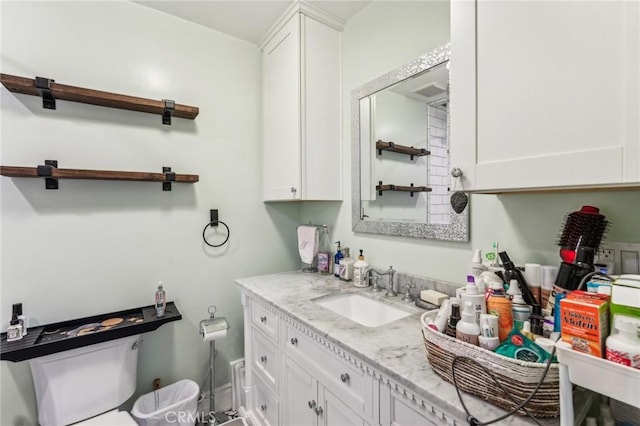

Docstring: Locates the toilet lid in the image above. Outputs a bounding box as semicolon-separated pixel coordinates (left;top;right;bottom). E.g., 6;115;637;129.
73;410;137;426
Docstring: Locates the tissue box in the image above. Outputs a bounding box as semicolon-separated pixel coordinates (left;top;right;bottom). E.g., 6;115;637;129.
560;291;609;358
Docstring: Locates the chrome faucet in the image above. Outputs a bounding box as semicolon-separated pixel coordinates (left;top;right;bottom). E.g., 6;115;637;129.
369;266;397;297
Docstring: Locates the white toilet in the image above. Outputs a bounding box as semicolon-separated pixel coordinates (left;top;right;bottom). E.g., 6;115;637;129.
28;335;141;426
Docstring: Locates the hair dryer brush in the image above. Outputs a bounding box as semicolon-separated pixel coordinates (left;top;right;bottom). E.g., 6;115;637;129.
557;205;609;263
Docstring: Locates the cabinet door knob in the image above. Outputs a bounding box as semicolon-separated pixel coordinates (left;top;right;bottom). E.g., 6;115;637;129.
340;373;350;383
308;400;316;409
260;404;267;412
291;187;297;194
290;337;298;345
260;355;267;363
260;316;267;323
451;167;463;178
315;406;323;416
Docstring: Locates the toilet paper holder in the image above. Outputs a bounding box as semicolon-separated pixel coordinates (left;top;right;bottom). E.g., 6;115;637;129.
200;305;229;342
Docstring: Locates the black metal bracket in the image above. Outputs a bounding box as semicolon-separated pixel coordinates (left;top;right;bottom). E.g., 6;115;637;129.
37;160;59;189
163;166;175;191
209;209;219;227
162;99;175;125
409;183;415;197
35;77;56;110
377;141;394;156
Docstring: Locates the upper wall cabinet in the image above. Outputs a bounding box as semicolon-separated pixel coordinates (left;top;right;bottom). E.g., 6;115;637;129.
260;3;342;201
450;0;639;193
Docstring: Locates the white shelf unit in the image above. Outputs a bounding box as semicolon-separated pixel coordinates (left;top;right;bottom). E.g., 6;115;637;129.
556;341;640;425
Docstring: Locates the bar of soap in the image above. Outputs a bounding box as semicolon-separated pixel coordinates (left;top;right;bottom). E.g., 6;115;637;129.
420;289;449;306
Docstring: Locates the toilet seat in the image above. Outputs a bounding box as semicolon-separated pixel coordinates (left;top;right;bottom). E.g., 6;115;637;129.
73;410;137;425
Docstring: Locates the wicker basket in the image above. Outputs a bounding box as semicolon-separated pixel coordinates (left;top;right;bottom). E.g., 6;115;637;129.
421;311;559;418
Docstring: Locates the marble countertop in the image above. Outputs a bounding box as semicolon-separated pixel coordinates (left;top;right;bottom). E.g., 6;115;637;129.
235;270;560;425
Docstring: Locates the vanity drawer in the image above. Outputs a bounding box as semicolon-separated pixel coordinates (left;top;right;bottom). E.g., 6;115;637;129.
252;327;278;392
283;324;372;417
252;301;278;341
253;373;279;426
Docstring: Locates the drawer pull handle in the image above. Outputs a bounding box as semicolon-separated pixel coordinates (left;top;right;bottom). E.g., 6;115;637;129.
260;316;267;323
290;337;298;345
260;355;267;363
340;373;350;383
308;400;316;409
260;404;267;412
315;406;323;416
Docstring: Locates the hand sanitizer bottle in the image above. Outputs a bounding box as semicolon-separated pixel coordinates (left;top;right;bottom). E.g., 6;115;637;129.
155;283;166;318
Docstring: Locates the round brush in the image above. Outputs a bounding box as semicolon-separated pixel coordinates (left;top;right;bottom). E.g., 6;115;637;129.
556;205;609;263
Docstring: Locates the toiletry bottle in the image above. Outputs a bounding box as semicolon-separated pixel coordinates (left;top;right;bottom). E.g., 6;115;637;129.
7;313;23;342
470;249;488;277
333;241;343;277
432;299;451;333
606;315;640;369
339;247;355;281
524;263;542;304
456;301;480;345
541;265;558;310
353;250;369;287
529;303;544;336
317;225;332;274
445;303;461;338
13;303;27;336
155;283;166;318
486;281;513;342
461;275;486;325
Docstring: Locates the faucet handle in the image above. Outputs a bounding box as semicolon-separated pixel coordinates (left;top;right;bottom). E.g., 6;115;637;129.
402;283;416;302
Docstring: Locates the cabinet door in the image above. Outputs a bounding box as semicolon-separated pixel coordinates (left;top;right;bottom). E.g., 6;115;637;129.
474;1;639;190
263;14;302;200
281;354;317;426
318;386;367;426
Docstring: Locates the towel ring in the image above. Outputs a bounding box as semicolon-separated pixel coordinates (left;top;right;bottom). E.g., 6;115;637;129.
202;220;230;248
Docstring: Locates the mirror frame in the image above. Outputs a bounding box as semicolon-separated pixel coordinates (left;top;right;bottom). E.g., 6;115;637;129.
351;43;469;241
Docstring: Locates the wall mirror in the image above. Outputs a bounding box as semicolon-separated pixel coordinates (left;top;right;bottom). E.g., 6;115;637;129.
351;43;469;241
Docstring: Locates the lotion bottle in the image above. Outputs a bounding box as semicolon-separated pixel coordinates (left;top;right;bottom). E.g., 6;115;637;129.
339;247;355;281
353;250;369;287
155;283;166;318
456;301;480;345
333;241;343;277
486;281;513;342
606;315;640;369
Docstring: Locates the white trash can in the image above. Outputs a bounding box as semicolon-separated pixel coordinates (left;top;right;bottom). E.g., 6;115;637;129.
131;379;199;426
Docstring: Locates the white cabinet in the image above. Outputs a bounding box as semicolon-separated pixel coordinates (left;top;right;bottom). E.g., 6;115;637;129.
451;0;640;192
379;382;443;426
282;354;366;426
261;4;342;201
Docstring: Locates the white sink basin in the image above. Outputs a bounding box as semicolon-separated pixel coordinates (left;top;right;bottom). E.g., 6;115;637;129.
313;293;412;327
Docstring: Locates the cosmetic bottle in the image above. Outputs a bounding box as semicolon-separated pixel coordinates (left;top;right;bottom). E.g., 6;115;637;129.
7;313;23;342
155;283;166;318
317;225;332;274
486;281;513;342
353;250;369;287
461;275;486;325
445;303;461;338
333;241;343;277
524;263;542;304
470;249;488;277
456;301;480;345
339;247;355;281
432;299;451;333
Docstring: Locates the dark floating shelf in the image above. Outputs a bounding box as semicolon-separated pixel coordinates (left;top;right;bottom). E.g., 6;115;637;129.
1;302;182;362
0;73;199;125
376;140;430;160
377;181;431;197
0;161;199;191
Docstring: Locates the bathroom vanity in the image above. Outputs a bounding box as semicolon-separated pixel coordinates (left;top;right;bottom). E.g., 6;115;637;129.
236;271;558;425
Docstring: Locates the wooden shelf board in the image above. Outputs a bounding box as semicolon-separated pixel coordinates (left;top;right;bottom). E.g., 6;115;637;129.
0;166;199;183
0;73;199;119
376;140;430;157
376;184;431;193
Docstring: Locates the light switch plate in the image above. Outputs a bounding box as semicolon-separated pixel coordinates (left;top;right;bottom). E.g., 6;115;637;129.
596;242;640;275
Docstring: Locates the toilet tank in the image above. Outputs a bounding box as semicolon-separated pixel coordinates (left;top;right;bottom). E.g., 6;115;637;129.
28;335;141;426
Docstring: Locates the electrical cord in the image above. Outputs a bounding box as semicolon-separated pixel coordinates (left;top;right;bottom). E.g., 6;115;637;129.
452;342;558;426
576;271;614;291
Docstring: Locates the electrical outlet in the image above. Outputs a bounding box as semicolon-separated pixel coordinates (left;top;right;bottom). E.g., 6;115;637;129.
596;242;640;275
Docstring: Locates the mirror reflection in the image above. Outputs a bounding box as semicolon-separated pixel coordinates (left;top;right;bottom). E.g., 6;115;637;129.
351;44;469;241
